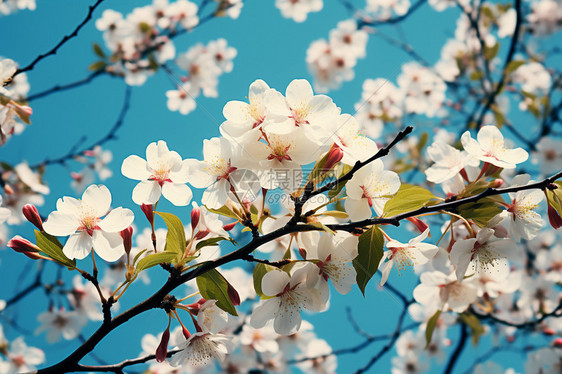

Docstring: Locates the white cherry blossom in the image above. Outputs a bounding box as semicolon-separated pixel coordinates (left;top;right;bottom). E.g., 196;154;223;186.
121;140;192;206
425;141;478;183
461;125;528;169
345;159;401;220
35;309;86;343
380;229;439;285
413;271;478;313
169;332;233;368
275;0;322;22
43;184;134;261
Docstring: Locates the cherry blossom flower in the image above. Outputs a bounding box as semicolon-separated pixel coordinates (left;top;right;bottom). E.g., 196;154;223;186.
275;0;323;22
197;300;229;334
121;140;192;206
425;141;479;183
345;159;401;220
397;62;446;118
295;338;337;374
250;264;328;335
239;322;279;353
35;309;86;343
169;332;233;368
0;337;44;374
220;79;271;140
461;125;528;169
264;79;340;143
532;137;562;176
43;184;134;261
449;228;515;282
413;271;478;313
332;114;378;165
307;234;358;295
165;84;196;115
380;229;439;285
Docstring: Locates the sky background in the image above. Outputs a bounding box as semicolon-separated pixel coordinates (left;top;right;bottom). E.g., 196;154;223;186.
0;0;543;372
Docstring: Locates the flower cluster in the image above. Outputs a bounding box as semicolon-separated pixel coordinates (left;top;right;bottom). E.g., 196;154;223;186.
0;58;31;145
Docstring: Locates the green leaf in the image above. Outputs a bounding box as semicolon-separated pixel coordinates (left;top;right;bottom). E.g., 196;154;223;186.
195;236;236;250
132;248;149;266
425;310;441;348
383;184;436;217
92;42;105;58
490;104;506;127
196;269;238;316
155;212;186;256
136;251;178;272
457;198;502;227
505;60;526;75
88;61;107;72
328;164;353;199
353;226;384;296
309;221;335;235
35;230;76;268
321;210;349;219
207;205;240;220
253;263;276;298
469;71;483;81
484;42;499;60
417;132;429;152
460;313;485;345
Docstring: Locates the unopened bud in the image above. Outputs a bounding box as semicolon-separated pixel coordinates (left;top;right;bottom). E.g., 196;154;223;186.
191;206;200;231
120;226;133;255
194;230;209;240
543;328;556;336
490;179;503;188
227;283;241;306
552;337;562;348
155;327;170;363
8;235;39;253
323;145;344;172
406;217;429;235
547;204;562;229
22;204;43;230
299;247;307;260
182;326;192;340
222;222;237;231
4;184;14;194
141;204;154;225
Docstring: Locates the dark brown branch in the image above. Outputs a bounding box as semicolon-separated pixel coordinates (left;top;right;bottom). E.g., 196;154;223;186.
444;323;468;374
13;0;106;78
30;85;132;169
472;300;562;328
26;70;106;102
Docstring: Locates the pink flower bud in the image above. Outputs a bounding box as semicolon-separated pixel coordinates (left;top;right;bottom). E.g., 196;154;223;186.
227;283;241;306
553;338;562;348
155;327;170;363
490;179;503;188
8;236;40;253
120;226;133;255
547;204;562;229
543;328;556;336
222;222;237;231
22;204;43;230
194;230;209;240
323;145;344;172
299;247;307;260
83;150;96;157
141;204;154;225
406;217;429;235
191;206;200;231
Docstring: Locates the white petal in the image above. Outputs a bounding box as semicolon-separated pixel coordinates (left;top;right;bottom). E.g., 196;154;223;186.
185;159;215;188
63;232;93;260
274;298;302;335
132;180;162;205
202;179;229;209
121;155;151;181
162;183;193;206
43;212;80;237
345;197;372;221
250;299;280;329
262;270;290;296
98;207;134;232
92;231;125;262
286;79;313;108
82;185;111;217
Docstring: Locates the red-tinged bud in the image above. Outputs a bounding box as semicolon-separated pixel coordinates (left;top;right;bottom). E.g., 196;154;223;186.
484;164;501;177
323;145;344;172
406;217;429;235
543;328;556;336
4;184;14;194
459;168;469;182
70;171;82;181
141;204;154;225
227;283;241;306
552;338;562;348
155;327;170;363
194;230;209;240
22;204;43;230
490;179;503;188
120;226;133;255
83;150;96;157
547;204;562;229
506;335;515;343
191;206;201;231
299;247;307;259
8;236;40;253
223;222;237;231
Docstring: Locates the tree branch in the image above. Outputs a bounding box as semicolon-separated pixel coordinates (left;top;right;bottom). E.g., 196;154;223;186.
444;323;468;374
13;0;107;78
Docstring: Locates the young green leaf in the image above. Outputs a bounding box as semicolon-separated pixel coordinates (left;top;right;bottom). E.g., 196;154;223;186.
34;230;76;269
253;263;276;298
155;212;186;255
383;184;436;217
136;251;178;272
425;310;441;348
353;226;384;296
196;269;238;316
